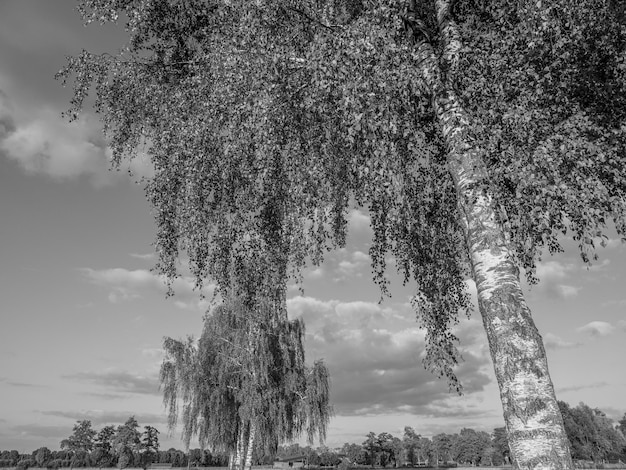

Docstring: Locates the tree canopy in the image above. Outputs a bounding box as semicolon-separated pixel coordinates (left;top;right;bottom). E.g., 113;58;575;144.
59;0;626;466
59;0;626;385
160;297;332;457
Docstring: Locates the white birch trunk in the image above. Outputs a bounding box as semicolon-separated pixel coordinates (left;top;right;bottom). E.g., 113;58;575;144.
243;423;256;470
406;1;574;467
232;423;245;470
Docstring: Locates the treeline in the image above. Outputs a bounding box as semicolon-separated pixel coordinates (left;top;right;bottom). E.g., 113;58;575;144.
2;402;625;469
277;402;626;467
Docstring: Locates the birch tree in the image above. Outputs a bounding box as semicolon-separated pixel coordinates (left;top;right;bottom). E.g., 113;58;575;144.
160;297;332;470
60;0;626;468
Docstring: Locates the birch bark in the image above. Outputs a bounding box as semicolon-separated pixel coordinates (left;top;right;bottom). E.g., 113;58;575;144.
407;1;574;467
243;423;256;470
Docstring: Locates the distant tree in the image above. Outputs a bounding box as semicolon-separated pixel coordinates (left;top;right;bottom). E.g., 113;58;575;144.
188;449;202;467
161;298;331;470
376;433;395;467
362;433;380;468
491;427;509;465
114;417;142;469
92;425;116;468
558;401;626;462
452;428;490;466
402;427;421;466
619;413;626;436
431;434;452;465
140;426;160;470
342;443;365;465
389;437;403;468
35;448;51;468
61;420;96;455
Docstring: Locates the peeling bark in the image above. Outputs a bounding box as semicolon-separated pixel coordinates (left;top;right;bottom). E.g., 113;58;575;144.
407;0;574;468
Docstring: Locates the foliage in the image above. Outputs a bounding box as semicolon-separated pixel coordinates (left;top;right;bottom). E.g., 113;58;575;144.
559;401;626;461
160;297;332;454
140;426;160;469
491;427;510;465
451;428;491;466
58;0;626;389
35;447;52;468
455;0;626;272
61;420;97;454
93;426;117;468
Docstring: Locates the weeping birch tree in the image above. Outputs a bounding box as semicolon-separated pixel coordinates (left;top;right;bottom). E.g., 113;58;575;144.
160;296;332;470
60;0;626;468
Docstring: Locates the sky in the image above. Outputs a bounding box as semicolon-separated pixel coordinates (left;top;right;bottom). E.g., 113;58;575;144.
1;0;626;455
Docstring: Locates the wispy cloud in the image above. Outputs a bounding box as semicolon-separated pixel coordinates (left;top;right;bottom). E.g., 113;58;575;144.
543;333;580;350
557;381;609;393
129;253;156;261
0;377;44;388
62;370;160;396
40;410;168;426
577;321;615;337
80;267;214;311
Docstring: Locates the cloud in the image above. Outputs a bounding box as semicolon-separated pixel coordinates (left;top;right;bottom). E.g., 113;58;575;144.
287;296;492;417
576;321;615;337
80;267;214;311
129;253;156;261
0;92;153;187
10;424;71;439
62;370;160;395
348;209;371;233
0;377;43;388
556;381;609;394
39;410;168;426
619;320;626;331
0;90;16;140
543;333;580;350
528;260;580;300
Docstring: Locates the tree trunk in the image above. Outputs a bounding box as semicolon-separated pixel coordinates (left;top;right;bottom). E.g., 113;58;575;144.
408;1;574;468
243;423;256;470
231;423;245;470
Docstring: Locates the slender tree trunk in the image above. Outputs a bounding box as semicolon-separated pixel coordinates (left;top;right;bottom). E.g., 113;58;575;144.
243;423;256;470
406;1;573;468
231;423;245;470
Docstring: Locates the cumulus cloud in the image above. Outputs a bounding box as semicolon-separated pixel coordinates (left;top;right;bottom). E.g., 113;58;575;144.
80;267;214;311
348;209;371;233
0;92;153;186
543;332;580;350
577;321;615;337
287;296;492;417
62;370;160;396
528;260;580;300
